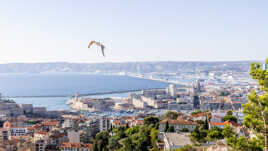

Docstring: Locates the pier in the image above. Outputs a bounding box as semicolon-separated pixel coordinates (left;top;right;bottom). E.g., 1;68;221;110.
5;88;165;98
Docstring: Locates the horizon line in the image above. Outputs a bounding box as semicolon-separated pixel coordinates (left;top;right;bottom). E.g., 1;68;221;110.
0;59;265;65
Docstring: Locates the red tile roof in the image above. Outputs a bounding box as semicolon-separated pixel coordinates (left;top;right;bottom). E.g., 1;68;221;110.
43;121;58;126
27;126;35;131
112;120;121;125
209;120;240;127
209;121;225;126
36;131;47;135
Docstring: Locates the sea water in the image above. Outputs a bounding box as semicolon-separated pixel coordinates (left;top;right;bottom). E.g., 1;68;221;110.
0;73;170;110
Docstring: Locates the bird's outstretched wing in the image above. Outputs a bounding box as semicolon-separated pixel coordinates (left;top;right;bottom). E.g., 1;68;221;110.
94;42;101;47
88;40;106;57
88;41;96;48
100;45;105;57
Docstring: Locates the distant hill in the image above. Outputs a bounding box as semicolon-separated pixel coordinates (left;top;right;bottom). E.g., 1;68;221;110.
0;61;252;74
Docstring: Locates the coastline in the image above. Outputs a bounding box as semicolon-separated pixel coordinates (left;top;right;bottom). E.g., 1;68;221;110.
1;74;171;111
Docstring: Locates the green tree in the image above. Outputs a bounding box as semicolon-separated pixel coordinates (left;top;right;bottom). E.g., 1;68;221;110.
144;116;159;127
206;127;224;141
167;125;175;132
130;126;152;151
242;59;268;150
164;121;169;132
196;120;205;125
196;120;207;130
108;137;122;151
223;115;238;123
125;126;139;136
150;128;159;150
126;123;130;129
164;111;179;120
93;118;161;151
222;125;235;138
180;128;189;132
204;116;209;130
224;109;237;123
190;127;208;144
122;137;135;151
93;131;109;151
113;126;127;139
191;110;202;115
222;125;245;150
226;110;233;116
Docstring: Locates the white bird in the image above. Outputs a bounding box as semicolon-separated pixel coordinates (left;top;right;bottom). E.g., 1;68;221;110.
88;40;106;57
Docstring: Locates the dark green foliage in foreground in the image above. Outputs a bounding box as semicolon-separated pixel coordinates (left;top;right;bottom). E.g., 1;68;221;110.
190;126;223;144
108;137;122;151
190;60;268;150
93;116;160;151
221;59;268;151
223;125;263;151
93;131;109;151
190;123;262;150
240;60;268;150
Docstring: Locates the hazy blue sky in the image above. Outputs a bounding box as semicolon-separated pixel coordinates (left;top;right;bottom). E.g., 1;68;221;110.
0;0;267;63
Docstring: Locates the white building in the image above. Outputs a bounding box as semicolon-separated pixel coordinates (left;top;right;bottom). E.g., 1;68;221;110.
141;96;156;107
62;119;73;128
68;130;80;143
9;127;27;136
0;128;9;141
132;97;147;109
167;84;177;97
99;117;111;132
34;131;49;142
35;139;47;151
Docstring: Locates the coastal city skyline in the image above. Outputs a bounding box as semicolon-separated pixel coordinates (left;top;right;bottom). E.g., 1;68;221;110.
1;0;268;63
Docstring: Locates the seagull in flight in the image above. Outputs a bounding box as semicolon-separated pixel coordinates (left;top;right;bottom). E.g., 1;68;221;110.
88;41;106;57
